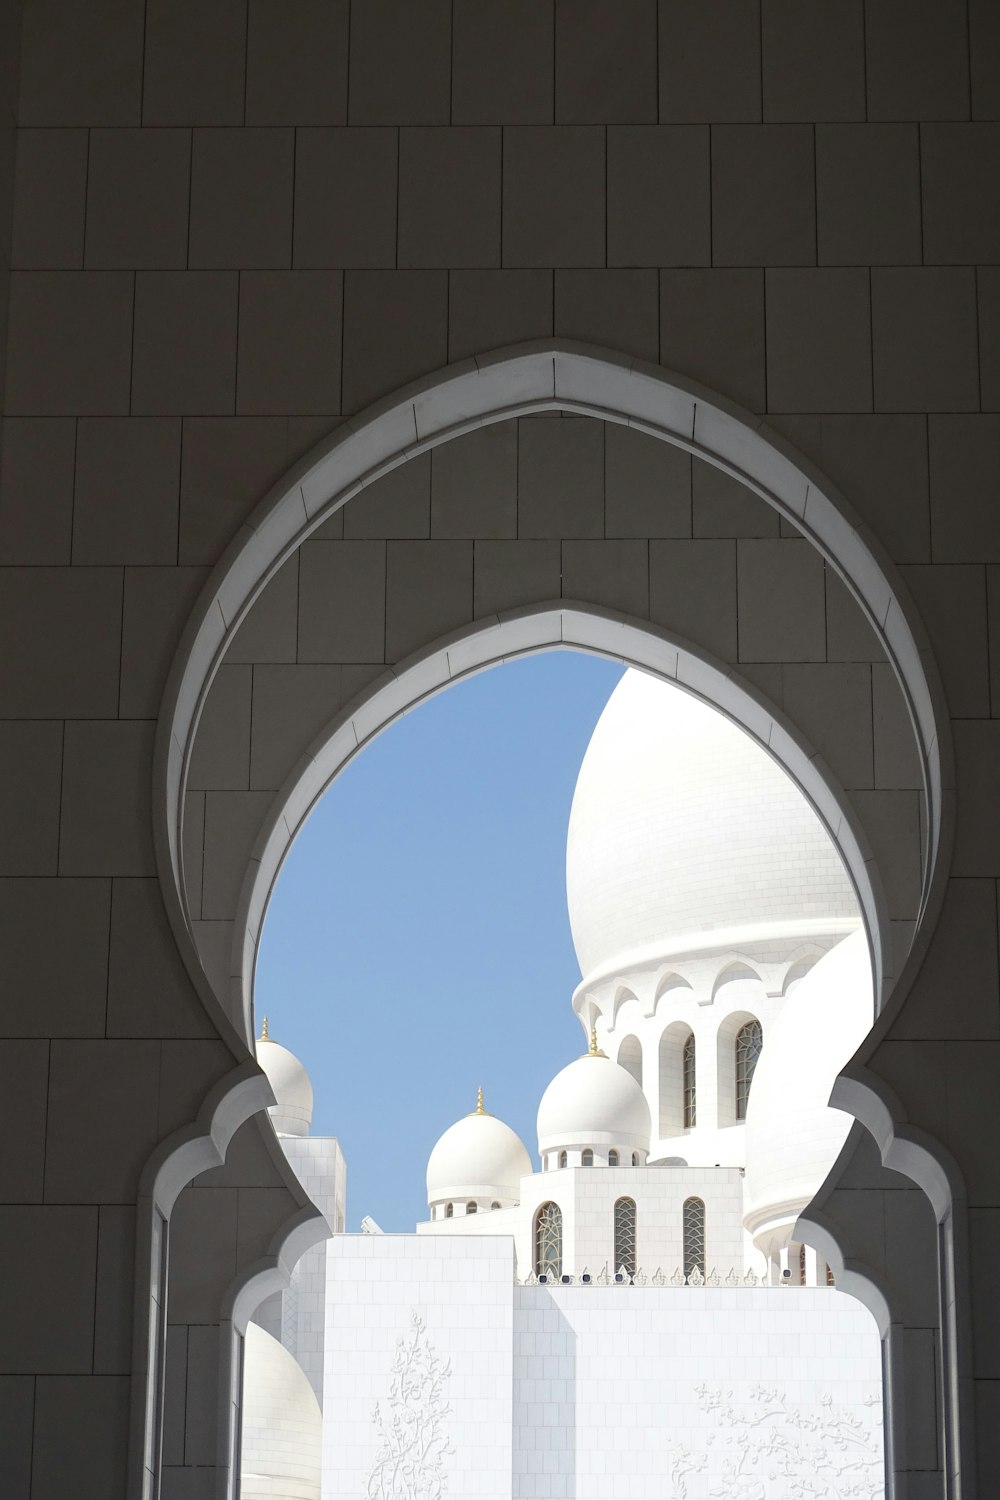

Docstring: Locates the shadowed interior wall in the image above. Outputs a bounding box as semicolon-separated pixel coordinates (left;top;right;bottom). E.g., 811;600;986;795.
1;4;1000;1498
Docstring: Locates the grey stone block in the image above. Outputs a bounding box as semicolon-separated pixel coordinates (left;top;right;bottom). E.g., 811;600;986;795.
658;0;761;123
179;417;287;565
245;0;349;126
342;270;447;413
236;271;342;415
348;0;451;125
502;128;605;268
865;0;970;122
19;0;143;125
660;268;765;412
712;125;815;267
0;568;122;717
761;0;865;121
605;424;691;539
385;540;473;659
227;555;299;664
0;878;111;1036
294;129;398;269
432;423;517;540
561;539;650;616
473;540;562;617
872;268;980;415
59;720;156;876
0;1210;98;1369
737;538;826;662
132;272;239;417
85;129;191;269
929;416;1000;564
107;879;218;1038
120;566;211;718
189;129;294;270
555;270;659;363
900;564;990;719
452;0;553;125
922;125;1000;266
398;129;501;269
555;0;657;123
12;130;88;268
447;270;553;362
73;418;181;565
187;666;252;791
607;126;710;269
0;723;63;875
298;539;386;663
6;272;133;416
344;456;432;539
143;0;246;126
649;538;738;662
692;460;779;538
250;665;343;790
766;269;872;414
816;125;921;267
0;418;76;563
518;416;604;539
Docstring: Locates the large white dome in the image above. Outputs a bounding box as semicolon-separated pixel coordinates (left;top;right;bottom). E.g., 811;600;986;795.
241;1322;322;1500
426;1096;532;1208
743;929;873;1242
537;1048;651;1157
566;669;858;981
256;1023;313;1138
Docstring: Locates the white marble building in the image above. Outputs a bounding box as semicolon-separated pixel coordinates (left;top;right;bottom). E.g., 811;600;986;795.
242;670;886;1499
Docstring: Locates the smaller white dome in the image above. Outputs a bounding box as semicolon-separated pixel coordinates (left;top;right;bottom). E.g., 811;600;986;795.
256;1023;313;1138
744;930;873;1244
426;1095;532;1208
537;1043;651;1157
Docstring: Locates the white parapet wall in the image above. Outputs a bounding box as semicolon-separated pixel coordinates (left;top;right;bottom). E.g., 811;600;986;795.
323;1235;883;1500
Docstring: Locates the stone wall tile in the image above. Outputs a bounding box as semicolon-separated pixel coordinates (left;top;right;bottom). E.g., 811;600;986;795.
0;722;63;875
0;567;122;718
73;417;180;565
816;124;921;266
554;269;659;363
294;129;397;270
0;878;111;1037
431;423;517;540
517;416;604;538
107;879;218;1038
502;127;605;268
132;272;238;417
561;539;649;616
657;0;761;123
297;539;386;663
31;1375;129;1498
187;665;252;792
473;540;562;616
0;418;76;564
59;720;156;876
19;0;143;126
447;269;553;362
0;1208;99;1369
237;270;342;415
607;126;710;268
385;540;473;659
872;268;980;415
179;417;287;565
245;0;349;127
249;665;342;791
649;539;737;662
864;0;970;122
452;0;554;126
399;128;501;269
85;129;190;270
922;125;1000;265
712;125;815;266
45;1040;160;1202
348;0;451;126
953;721;1000;875
226;554;299;664
190;129;294;270
692;460;779;538
555;0;657;124
737;538;826;662
660;268;765;412
606;425;691;540
11;129;88;268
6;272;133;415
0;1041;48;1200
143;0;246;127
765;268;872;413
761;0;865;122
341;269;446;412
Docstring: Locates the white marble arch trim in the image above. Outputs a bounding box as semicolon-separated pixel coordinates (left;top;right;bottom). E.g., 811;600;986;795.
229;605;890;1040
154;346;951;994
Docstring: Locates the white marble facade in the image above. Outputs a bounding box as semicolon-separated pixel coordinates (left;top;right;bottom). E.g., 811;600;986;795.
323;1235;882;1500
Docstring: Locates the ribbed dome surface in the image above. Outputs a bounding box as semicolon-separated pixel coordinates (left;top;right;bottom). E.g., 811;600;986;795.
537;1052;651;1156
257;1034;314;1138
426;1107;532;1206
744;929;873;1235
566;670;857;980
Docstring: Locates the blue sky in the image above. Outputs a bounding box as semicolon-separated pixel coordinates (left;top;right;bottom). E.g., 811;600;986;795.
255;649;625;1231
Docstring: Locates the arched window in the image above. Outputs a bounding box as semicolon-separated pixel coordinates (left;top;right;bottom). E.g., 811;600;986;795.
466;1201;477;1214
491;1201;501;1211
534;1201;563;1279
798;1242;807;1285
735;1018;763;1119
682;1031;696;1129
614;1197;637;1278
445;1202;453;1218
608;1149;619;1166
581;1148;594;1166
632;1151;640;1166
682;1197;706;1278
826;1264;835;1287
558;1150;567;1168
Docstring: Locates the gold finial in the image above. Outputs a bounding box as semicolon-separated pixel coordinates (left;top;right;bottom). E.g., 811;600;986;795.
587;1024;606;1058
260;1015;269;1041
469;1085;492;1117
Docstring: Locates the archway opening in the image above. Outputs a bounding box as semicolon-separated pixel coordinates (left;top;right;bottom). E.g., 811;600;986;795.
243;647;886;1498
